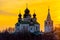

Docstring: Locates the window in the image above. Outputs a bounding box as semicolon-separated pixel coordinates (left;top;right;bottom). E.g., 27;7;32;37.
49;22;50;24
36;26;38;30
23;26;25;30
45;22;47;24
31;28;32;30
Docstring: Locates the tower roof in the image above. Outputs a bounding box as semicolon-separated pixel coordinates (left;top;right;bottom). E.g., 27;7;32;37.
25;8;30;14
24;3;30;14
47;8;51;20
33;13;36;17
33;10;36;18
24;4;31;18
18;10;22;17
18;13;22;18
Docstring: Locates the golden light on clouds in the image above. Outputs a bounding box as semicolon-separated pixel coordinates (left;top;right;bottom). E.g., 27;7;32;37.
0;0;60;31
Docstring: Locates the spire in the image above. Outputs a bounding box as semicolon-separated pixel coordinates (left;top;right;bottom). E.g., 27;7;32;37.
18;13;22;18
24;3;30;18
18;10;22;18
24;3;30;14
33;10;36;18
18;10;22;22
47;8;51;20
26;3;28;8
33;10;37;22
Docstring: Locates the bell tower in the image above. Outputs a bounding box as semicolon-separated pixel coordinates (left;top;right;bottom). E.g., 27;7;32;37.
44;8;53;33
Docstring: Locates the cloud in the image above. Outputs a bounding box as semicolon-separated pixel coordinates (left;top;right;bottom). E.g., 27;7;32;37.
0;10;17;16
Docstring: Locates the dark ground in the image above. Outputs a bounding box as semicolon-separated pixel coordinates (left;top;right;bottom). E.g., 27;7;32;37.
0;31;57;40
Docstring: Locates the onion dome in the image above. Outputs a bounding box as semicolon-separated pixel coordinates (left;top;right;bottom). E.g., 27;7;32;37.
33;13;36;18
18;13;22;18
25;8;30;14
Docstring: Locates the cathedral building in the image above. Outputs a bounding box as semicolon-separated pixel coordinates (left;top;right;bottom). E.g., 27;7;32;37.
44;9;53;33
15;7;40;33
15;5;54;34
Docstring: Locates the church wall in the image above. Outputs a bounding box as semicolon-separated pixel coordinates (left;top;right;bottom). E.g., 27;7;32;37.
20;24;29;31
15;26;20;32
34;24;40;32
23;18;31;22
29;26;35;33
45;26;51;32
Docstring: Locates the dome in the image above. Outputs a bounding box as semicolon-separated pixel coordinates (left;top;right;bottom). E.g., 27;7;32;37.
33;13;36;16
25;8;30;13
18;13;22;18
33;13;36;18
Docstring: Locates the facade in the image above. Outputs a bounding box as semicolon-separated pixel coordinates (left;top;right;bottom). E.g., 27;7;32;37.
15;7;40;33
44;9;53;33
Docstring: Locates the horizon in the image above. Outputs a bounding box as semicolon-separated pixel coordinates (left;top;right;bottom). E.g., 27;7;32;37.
0;0;60;31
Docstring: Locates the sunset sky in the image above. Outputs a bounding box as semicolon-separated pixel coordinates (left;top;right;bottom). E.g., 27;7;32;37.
0;0;60;31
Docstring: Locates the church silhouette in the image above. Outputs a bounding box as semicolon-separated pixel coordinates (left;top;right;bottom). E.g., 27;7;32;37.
15;6;53;35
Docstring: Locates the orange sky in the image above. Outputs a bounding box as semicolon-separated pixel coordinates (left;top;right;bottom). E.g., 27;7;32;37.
0;0;60;31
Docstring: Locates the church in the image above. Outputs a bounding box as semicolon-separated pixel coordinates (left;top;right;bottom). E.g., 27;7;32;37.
15;6;53;34
15;7;40;33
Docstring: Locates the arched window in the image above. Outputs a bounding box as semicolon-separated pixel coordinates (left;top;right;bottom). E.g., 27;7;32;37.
49;22;50;24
